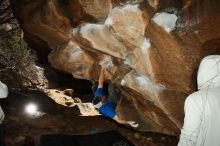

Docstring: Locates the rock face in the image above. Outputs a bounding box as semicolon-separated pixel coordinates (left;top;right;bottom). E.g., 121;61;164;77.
11;0;220;135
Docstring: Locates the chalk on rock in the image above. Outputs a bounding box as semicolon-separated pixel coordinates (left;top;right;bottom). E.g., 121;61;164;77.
99;56;114;69
141;37;151;52
152;12;178;32
121;79;126;86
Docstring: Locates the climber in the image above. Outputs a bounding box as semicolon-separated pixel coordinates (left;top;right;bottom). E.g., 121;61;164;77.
178;55;220;146
0;81;8;146
92;64;139;128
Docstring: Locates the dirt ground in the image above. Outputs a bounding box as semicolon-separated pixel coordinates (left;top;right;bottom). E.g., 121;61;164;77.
0;89;178;146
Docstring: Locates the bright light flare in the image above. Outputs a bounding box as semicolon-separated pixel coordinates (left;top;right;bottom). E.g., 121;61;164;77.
25;103;37;115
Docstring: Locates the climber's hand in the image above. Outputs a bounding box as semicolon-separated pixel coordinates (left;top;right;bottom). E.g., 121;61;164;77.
99;60;105;68
99;57;113;69
128;121;139;128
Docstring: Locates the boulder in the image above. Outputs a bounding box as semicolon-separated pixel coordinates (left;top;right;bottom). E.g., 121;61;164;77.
11;0;220;135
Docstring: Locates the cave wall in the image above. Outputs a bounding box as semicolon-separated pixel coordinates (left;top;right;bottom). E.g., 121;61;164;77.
11;0;220;135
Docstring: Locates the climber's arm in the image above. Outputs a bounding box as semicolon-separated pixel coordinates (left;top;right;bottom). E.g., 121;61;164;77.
113;115;128;125
98;66;105;88
113;115;139;128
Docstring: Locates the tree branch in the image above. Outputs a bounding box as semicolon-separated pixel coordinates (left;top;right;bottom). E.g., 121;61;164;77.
0;5;11;15
0;66;15;72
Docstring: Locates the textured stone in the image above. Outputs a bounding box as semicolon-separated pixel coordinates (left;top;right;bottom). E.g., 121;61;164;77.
79;0;112;19
63;88;74;97
11;0;220;135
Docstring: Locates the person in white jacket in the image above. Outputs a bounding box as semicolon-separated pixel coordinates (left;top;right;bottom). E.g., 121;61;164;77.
0;81;8;146
178;55;220;146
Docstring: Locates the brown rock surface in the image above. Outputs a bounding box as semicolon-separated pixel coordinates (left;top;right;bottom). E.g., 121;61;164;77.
11;0;220;135
2;91;178;146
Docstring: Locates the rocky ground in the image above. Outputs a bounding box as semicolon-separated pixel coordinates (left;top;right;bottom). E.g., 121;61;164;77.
1;89;178;146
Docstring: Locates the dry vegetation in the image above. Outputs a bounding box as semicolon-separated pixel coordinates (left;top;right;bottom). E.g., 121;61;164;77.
0;0;38;91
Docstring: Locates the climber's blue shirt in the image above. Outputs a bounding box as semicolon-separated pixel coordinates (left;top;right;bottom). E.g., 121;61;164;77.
95;88;116;119
99;99;116;119
95;88;105;97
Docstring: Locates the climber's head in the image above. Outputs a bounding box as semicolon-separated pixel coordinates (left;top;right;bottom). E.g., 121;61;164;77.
197;55;220;90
